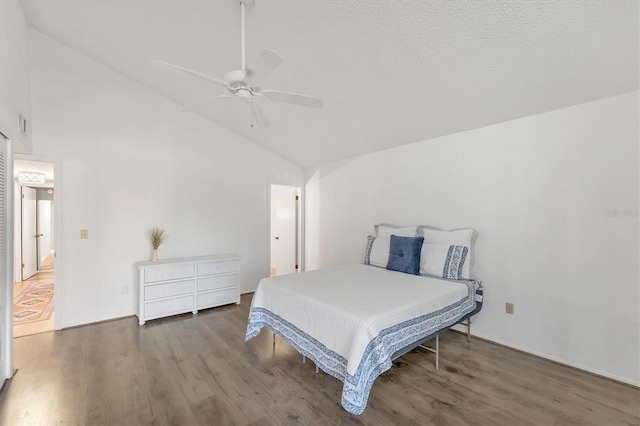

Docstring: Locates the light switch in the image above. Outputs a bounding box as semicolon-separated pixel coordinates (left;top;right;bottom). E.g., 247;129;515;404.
506;302;514;315
80;229;88;239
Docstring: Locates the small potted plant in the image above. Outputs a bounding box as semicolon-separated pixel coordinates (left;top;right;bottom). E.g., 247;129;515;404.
150;226;165;263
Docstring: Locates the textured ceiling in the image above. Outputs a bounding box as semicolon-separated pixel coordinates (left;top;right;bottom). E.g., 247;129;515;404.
20;0;639;168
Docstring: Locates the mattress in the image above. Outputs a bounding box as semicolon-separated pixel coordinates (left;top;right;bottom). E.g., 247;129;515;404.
245;263;475;414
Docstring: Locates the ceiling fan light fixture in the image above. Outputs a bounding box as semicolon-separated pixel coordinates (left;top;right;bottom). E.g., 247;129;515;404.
236;89;252;99
17;171;46;184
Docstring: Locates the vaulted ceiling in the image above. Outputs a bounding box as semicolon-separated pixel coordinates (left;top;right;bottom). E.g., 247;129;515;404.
20;0;639;167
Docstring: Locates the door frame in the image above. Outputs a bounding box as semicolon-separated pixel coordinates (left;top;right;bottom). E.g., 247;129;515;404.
14;154;62;331
269;184;304;275
1;132;14;384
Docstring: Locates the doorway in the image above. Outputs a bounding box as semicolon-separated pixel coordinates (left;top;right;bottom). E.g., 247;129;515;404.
270;185;301;277
13;160;56;337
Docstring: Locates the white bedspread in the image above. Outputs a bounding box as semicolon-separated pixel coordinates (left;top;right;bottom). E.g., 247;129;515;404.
245;264;475;415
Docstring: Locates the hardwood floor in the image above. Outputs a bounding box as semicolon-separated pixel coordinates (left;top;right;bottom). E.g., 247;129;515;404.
39;254;55;271
1;293;638;425
13;271;55;338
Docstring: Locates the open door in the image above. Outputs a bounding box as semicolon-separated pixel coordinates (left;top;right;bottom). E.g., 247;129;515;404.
37;198;53;270
270;185;301;276
20;186;37;280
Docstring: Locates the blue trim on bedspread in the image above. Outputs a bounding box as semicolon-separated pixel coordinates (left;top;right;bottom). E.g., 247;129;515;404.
245;280;476;415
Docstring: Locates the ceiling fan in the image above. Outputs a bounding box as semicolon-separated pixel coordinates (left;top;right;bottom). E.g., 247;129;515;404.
153;0;323;127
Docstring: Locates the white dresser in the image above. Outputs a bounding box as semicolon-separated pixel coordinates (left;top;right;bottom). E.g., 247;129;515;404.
135;254;240;325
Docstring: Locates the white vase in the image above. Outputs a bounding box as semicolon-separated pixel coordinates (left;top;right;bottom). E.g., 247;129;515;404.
151;249;158;263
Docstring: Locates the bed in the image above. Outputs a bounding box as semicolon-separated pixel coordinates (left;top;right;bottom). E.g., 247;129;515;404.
245;263;482;415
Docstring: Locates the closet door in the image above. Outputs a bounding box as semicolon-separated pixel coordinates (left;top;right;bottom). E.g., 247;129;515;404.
0;133;14;385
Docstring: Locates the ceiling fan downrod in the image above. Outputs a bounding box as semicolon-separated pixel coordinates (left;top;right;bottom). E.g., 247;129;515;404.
240;1;245;72
238;0;255;73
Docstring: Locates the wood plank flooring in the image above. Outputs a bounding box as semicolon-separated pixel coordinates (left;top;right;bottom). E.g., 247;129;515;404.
0;293;638;425
39;254;55;271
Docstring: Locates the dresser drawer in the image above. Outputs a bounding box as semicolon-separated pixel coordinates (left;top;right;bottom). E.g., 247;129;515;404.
197;261;237;276
144;279;195;301
197;288;238;309
144;264;195;283
197;274;237;292
144;295;194;318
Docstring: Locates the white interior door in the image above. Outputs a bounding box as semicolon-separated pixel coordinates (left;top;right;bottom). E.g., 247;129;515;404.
21;186;37;280
270;185;300;276
37;199;52;268
0;133;14;384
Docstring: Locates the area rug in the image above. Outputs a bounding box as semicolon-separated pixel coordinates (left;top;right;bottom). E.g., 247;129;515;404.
13;281;54;324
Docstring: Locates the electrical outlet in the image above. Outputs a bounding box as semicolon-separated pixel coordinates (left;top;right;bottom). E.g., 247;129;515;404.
121;285;128;294
506;302;515;315
80;229;89;239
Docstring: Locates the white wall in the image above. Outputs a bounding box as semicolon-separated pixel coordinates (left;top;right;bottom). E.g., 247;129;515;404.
29;29;304;328
305;92;639;386
0;0;32;153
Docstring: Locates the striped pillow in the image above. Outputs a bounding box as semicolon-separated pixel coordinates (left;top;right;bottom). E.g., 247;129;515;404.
418;226;478;280
364;235;390;268
420;243;469;280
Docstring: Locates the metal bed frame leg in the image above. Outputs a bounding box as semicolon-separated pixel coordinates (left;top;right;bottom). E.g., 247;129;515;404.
302;357;318;373
435;334;439;371
301;355;318;373
467;318;471;342
272;328;320;374
417;334;440;371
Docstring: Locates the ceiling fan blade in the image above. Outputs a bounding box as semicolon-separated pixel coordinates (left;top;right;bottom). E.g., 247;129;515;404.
153;60;229;88
252;102;271;127
183;95;231;113
262;90;323;109
246;49;283;86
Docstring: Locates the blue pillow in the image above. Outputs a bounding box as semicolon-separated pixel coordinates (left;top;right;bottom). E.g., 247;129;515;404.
386;235;424;275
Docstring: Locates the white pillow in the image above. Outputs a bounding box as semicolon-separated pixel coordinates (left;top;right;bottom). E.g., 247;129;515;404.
418;226;478;280
364;236;390;267
375;224;418;238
